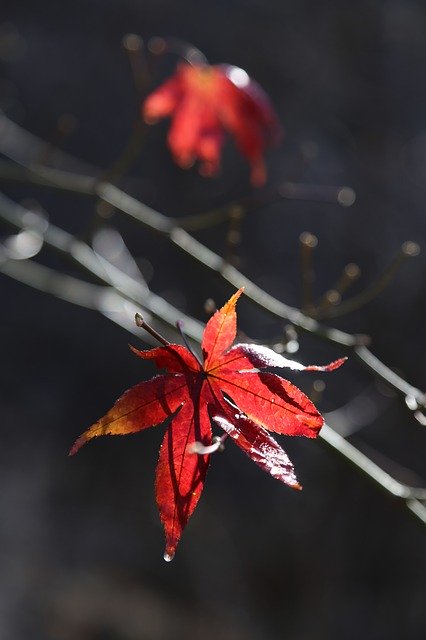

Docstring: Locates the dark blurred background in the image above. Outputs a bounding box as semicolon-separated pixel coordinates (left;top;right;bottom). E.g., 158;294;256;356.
1;1;426;638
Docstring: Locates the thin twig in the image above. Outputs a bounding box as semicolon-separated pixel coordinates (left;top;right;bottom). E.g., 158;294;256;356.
299;231;317;313
175;182;354;231
316;242;420;320
147;36;208;66
123;33;151;100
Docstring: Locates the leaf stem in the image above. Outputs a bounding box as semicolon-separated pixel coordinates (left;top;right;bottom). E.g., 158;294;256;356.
176;320;202;365
135;313;170;346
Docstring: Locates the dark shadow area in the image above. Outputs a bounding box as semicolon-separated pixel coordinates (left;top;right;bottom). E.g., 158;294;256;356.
1;1;425;638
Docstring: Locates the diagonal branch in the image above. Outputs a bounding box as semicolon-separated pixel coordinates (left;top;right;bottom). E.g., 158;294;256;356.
320;424;426;523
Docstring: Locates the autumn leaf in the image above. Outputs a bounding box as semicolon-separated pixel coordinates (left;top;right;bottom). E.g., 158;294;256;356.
70;288;345;561
142;62;282;186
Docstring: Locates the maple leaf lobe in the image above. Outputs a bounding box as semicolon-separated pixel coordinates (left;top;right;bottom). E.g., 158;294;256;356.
202;287;243;369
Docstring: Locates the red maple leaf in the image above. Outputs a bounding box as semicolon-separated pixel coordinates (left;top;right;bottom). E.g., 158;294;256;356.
142;62;281;186
70;289;345;561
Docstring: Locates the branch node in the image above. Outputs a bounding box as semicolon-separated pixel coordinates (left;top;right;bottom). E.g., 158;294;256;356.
354;333;371;347
337;187;356;207
134;313;170;346
401;241;420;257
122;33;144;52
204;298;217;316
134;312;145;327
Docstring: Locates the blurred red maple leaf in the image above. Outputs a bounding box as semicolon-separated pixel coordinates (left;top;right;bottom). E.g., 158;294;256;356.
142;63;282;186
71;289;345;561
